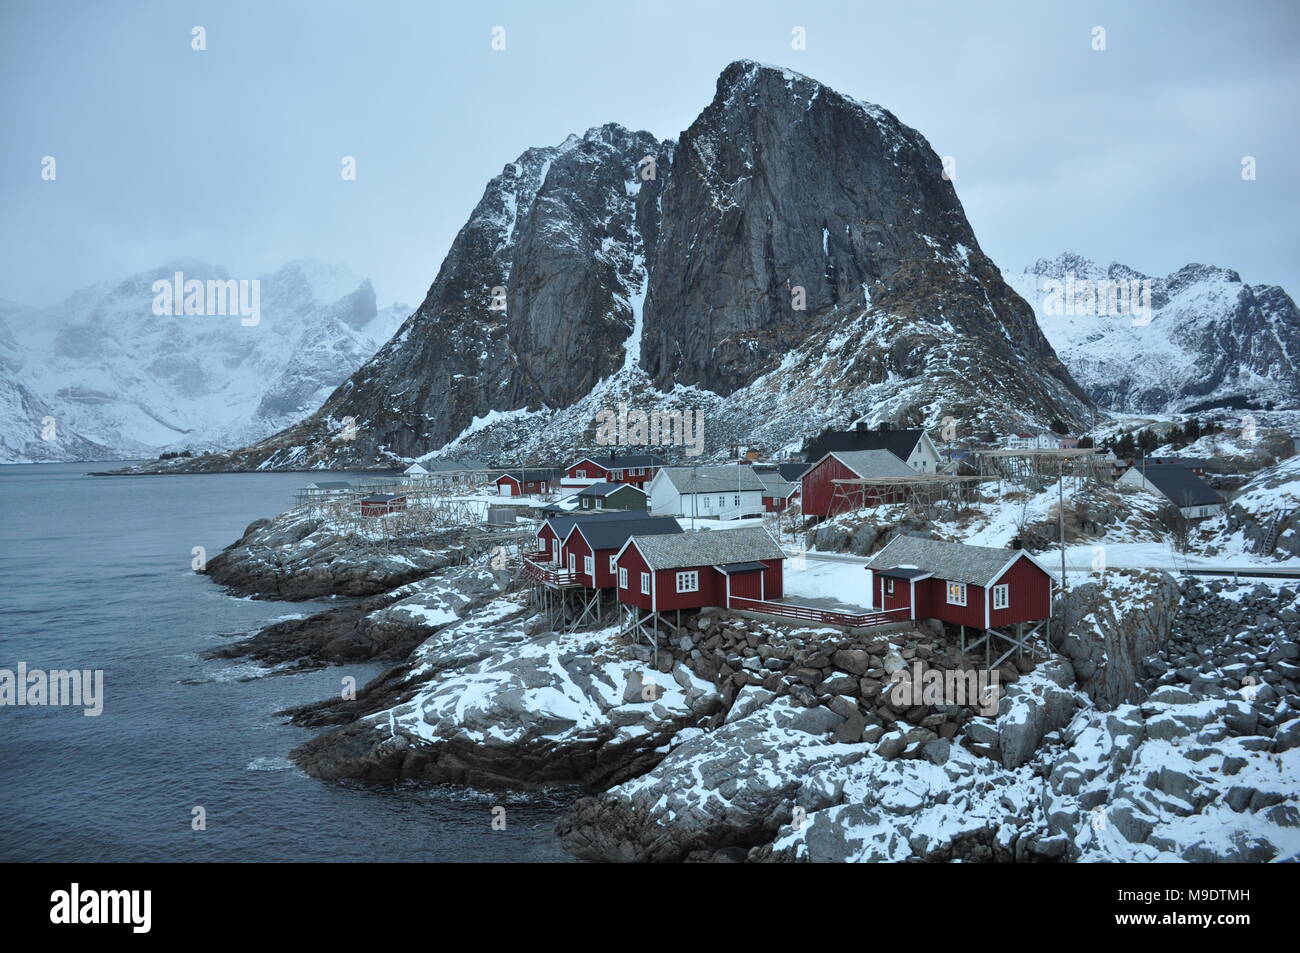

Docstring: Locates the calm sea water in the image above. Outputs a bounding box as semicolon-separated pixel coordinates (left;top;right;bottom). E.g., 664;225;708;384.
0;463;573;862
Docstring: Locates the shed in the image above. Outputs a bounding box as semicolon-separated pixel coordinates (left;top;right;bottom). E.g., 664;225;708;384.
614;526;786;613
801;449;916;517
576;481;649;511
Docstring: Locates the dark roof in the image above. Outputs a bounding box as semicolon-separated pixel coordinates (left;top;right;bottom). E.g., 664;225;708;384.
775;462;810;481
307;481;353;489
572;453;666;470
499;468;562;483
874;566;933;580
866;534;1042;587
714;561;768;574
542;510;647;540
577;481;648;498
360;493;403;503
569;516;683;551
805;428;928;465
628;527;786;571
1136;467;1222;507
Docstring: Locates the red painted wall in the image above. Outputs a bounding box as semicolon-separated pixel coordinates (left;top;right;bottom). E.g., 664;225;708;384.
801;455;905;517
566;461;610;481
989;554;1053;627
615;544;654;610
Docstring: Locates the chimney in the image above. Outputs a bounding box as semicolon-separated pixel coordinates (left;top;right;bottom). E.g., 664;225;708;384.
854;421;869;432
877;421;890;433
1010;536;1023;550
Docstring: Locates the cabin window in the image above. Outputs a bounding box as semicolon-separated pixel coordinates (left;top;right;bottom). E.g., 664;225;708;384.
946;582;967;606
584;556;594;576
596;499;604;509
576;469;586;478
618;568;628;589
611;470;622;480
539;537;548;552
676;571;699;593
568;554;576;572
993;584;1009;610
733;494;740;506
718;495;726;508
640;572;651;595
886;578;895;594
609;555;617;574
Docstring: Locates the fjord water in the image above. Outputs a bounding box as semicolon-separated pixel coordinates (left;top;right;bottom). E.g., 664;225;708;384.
0;463;571;862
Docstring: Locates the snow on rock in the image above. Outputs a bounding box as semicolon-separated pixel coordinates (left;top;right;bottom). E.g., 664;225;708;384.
292;608;723;791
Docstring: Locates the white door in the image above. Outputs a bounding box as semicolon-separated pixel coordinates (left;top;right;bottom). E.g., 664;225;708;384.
500;483;513;496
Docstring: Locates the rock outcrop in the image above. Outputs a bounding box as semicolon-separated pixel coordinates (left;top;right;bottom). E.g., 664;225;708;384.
1050;569;1180;708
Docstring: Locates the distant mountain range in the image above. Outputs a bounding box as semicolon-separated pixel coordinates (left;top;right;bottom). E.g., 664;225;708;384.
10;66;1296;469
0;259;406;463
1006;253;1299;415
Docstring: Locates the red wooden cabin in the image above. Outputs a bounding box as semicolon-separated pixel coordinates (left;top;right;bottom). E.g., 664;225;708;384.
494;468;561;496
533;511;646;565
614;526;786;613
865;535;1053;630
801;449;916;518
560;516;683;589
358;493;407;516
562;453;666;488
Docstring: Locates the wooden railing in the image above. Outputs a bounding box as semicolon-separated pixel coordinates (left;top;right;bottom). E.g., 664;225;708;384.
727;597;910;628
522;559;583;587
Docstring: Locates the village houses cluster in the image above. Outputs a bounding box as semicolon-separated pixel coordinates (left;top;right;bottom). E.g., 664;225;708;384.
293;419;1230;657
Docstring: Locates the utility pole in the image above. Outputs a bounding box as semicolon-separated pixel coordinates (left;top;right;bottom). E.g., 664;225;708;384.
1059;455;1067;590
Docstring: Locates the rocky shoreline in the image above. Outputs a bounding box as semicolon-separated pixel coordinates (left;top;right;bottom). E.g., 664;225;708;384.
197;509;1300;862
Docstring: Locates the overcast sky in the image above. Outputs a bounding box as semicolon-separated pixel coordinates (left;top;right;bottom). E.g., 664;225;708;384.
2;0;1297;309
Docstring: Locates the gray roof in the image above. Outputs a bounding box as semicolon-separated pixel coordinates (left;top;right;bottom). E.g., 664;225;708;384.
577;481;647;498
306;481;353;489
500;468;563;483
657;465;768;494
825;449;916;479
360;493;404;503
569;516;683;551
754;470;797;497
628;526;786;571
866;534;1034;587
419;458;490;472
1130;467;1222;507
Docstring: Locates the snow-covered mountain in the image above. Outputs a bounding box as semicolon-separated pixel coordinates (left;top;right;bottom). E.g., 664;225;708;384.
0;259;407;463
1007;253;1300;415
143;61;1093;472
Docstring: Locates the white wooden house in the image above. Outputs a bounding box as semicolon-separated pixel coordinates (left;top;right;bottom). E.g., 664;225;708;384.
647;466;767;521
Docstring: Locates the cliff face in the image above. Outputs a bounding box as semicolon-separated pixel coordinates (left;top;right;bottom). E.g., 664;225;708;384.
130;62;1096;472
642;61;1073;400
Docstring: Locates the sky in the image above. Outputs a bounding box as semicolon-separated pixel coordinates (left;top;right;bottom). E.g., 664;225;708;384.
2;0;1298;310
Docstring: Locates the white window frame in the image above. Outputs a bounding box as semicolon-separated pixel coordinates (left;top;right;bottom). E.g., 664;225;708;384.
584;556;594;576
576;468;586;478
886;578;894;594
733;494;740;506
595;498;604;509
640;572;651;595
567;553;576;572
608;555;617;574
993;584;1009;610
676;570;699;593
618;567;628;589
946;582;967;606
717;495;726;508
